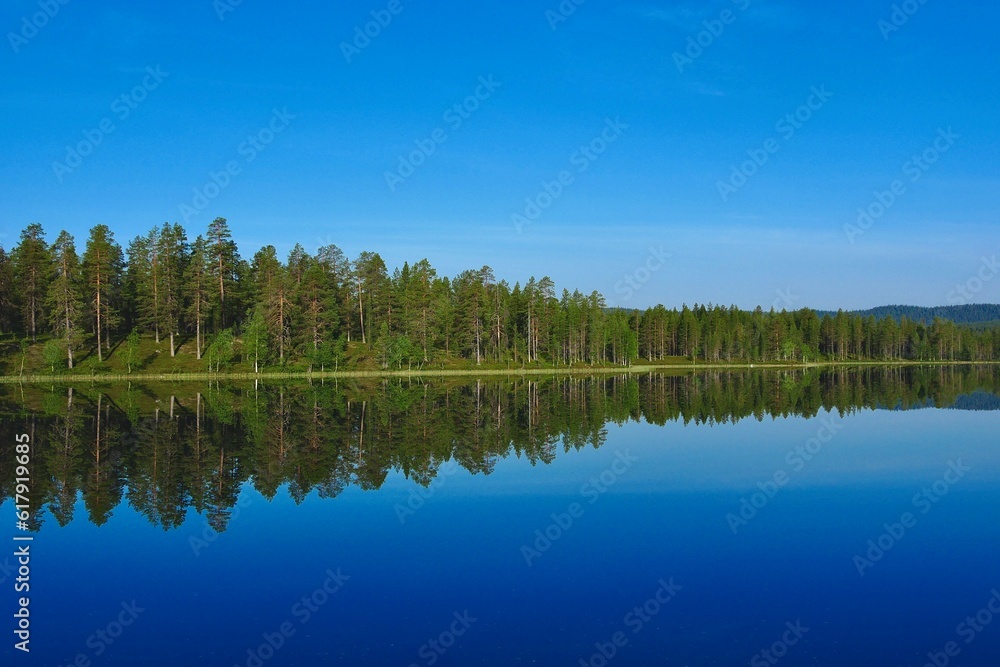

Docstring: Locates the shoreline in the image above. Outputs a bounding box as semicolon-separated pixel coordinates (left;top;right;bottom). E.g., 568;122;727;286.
0;360;996;384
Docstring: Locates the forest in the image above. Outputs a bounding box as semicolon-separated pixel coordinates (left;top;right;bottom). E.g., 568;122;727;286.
1;219;999;375
816;304;1000;327
1;366;998;530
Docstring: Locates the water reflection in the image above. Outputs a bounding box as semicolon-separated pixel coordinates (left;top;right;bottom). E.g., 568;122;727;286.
1;365;998;531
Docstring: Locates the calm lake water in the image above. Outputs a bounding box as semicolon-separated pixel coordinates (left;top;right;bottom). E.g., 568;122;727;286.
2;366;1000;666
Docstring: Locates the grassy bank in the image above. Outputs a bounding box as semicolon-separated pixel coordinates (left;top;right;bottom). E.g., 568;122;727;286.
0;332;995;384
1;359;996;385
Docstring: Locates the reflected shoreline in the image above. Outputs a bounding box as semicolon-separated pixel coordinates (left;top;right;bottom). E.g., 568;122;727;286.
2;359;999;385
1;365;998;532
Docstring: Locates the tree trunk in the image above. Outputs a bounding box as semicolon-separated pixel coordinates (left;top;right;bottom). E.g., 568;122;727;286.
96;271;103;362
357;280;366;344
218;253;225;323
196;296;202;360
29;272;36;340
475;318;481;365
65;299;74;369
278;290;285;361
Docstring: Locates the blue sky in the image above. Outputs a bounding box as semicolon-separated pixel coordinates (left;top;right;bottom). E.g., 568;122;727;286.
1;0;997;310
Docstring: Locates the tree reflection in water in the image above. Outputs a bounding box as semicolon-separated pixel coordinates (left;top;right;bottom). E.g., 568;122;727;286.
1;365;998;531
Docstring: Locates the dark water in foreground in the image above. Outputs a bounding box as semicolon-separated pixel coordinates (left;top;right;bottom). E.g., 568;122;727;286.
2;366;1000;666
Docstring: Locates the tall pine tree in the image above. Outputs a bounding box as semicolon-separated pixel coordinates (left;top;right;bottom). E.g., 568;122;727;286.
46;231;84;369
207;217;239;330
11;223;51;339
157;223;188;355
82;225;124;362
0;247;14;333
183;236;211;359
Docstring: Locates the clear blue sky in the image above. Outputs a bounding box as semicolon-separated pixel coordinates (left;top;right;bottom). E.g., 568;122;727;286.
1;0;997;310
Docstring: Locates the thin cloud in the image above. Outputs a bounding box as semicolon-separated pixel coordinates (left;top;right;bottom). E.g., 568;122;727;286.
743;2;805;32
690;83;727;97
638;5;710;32
635;1;803;34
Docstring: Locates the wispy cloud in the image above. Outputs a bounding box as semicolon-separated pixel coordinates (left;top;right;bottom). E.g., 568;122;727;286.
743;2;805;32
635;1;802;33
635;4;714;32
690;83;727;97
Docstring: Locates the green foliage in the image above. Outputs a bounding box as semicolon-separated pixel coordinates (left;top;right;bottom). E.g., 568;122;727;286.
818;304;1000;326
123;330;141;374
241;308;268;372
205;329;235;372
81;225;124;362
11;222;52;338
1;220;999;374
207;217;241;329
42;339;63;373
45;230;84;369
307;336;346;372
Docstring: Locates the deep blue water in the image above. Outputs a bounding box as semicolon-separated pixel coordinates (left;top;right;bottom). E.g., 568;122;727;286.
5;407;1000;666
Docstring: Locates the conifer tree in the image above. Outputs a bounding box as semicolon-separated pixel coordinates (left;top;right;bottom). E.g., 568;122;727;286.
184;236;211;359
156;223;188;355
46;231;85;369
11;223;51;339
0;247;14;333
81;225;124;361
207;217;239;329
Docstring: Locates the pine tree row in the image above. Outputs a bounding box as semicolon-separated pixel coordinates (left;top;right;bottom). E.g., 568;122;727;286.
1;219;998;371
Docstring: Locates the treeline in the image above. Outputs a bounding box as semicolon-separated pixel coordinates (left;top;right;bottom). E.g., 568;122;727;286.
2;220;999;372
817;304;1000;326
1;366;997;530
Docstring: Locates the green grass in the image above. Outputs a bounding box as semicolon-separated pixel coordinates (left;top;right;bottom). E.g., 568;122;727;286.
0;333;208;377
0;333;995;384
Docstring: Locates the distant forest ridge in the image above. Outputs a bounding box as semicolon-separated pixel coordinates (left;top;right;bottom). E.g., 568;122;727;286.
1;218;999;373
815;304;1000;326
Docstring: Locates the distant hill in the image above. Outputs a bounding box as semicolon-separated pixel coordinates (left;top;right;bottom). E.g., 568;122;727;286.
947;391;1000;411
816;304;1000;325
885;390;1000;412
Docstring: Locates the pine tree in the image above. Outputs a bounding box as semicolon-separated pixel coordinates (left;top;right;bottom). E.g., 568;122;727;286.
251;246;293;362
125;231;157;338
297;255;333;368
523;277;537;362
479;266;508;363
183;236;211;360
156;223;188;355
286;243;308;287
316;243;349;341
11;223;51;339
529;277;556;362
352;251;388;345
207;217;239;329
0;247;14;333
431;277;454;356
453;269;488;364
81;225;124;362
407;259;436;362
46;231;84;369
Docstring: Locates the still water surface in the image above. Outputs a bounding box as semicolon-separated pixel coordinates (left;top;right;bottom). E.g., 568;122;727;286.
2;367;1000;666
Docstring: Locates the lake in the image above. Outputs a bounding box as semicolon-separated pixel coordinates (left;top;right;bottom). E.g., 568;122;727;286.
2;366;1000;666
